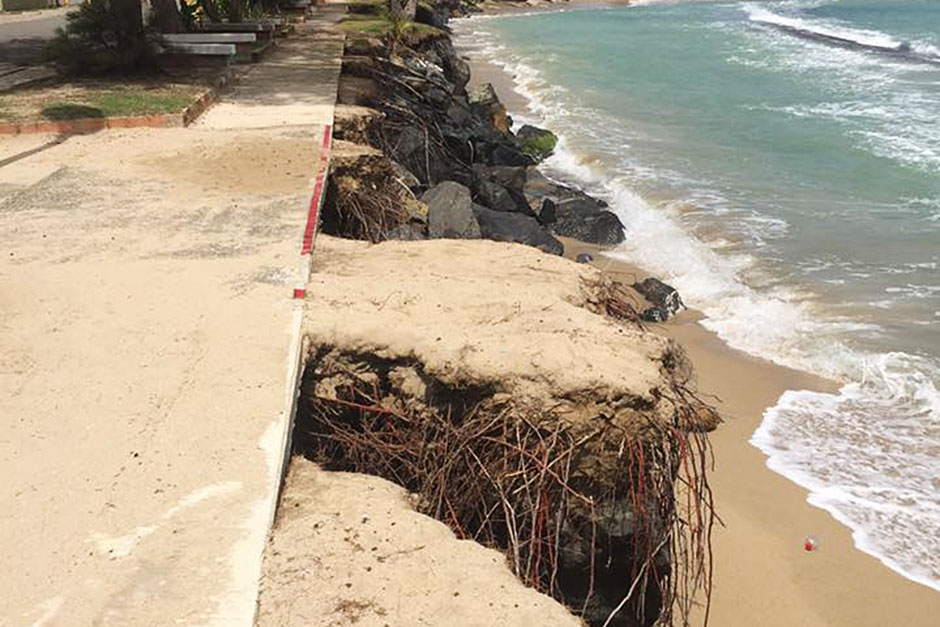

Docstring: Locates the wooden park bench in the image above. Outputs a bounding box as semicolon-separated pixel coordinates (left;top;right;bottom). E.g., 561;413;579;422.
158;32;272;64
155;40;236;67
198;21;284;44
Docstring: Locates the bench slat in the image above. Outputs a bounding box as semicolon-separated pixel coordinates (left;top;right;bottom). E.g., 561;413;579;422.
161;43;237;56
163;33;257;44
200;23;275;33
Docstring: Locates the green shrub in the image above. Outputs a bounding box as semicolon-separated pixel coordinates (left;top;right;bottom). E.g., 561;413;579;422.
339;12;444;47
347;0;385;15
46;0;153;76
520;132;558;160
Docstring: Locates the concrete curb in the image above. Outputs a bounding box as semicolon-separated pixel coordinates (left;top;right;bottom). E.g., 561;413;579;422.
268;119;333;542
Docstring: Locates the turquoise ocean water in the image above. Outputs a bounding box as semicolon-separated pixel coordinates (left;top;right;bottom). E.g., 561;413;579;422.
454;0;940;590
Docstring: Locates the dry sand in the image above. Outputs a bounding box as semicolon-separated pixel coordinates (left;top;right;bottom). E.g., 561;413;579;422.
299;236;679;406
258;458;584;627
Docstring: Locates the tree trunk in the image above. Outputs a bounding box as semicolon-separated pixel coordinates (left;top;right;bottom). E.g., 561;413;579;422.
151;0;184;33
228;0;245;24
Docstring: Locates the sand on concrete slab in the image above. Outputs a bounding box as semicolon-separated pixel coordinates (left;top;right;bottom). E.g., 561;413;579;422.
0;124;314;627
257;458;585;627
0;8;345;624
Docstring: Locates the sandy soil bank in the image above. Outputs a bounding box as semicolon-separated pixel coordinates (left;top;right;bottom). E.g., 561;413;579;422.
258;234;711;626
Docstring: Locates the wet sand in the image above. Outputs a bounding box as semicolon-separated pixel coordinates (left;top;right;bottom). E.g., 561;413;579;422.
559;230;940;627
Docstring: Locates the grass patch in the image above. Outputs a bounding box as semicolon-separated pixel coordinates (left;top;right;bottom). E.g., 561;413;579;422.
338;15;394;37
40;104;105;120
0;81;205;123
347;0;385;14
404;22;445;44
85;90;195;117
339;14;445;44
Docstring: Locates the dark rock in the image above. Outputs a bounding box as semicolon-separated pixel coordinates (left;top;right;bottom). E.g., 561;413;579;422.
576;253;593;264
640;307;670;323
446;102;472;126
383;222;428;242
472;205;564;255
535;198;557;225
421;182;481;239
516;124;558;161
445;55;471;91
633;278;684;320
416;1;449;28
553;198;625;245
522;168;578;211
472;164;527;193
523;167;609;208
474;178;523;213
390;161;421;191
469;83;511;135
517;124;555;142
441;127;475;165
425;86;451;109
471;165;533;215
521;168;624;244
490;144;535;167
392;126;426;163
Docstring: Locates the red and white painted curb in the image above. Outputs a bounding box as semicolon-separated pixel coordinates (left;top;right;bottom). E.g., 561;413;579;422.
293;124;333;300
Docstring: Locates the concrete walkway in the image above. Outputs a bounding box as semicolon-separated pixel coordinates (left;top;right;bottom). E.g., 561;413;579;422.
0;7;344;626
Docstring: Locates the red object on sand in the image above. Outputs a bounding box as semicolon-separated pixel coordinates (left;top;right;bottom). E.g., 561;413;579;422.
804;536;819;552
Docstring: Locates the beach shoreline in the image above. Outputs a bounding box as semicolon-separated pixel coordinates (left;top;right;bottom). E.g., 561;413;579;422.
456;11;940;624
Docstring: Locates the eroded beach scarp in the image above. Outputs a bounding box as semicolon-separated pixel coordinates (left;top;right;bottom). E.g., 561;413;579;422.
284;236;717;626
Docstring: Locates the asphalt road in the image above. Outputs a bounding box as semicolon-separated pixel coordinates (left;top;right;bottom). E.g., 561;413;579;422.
0;7;73;64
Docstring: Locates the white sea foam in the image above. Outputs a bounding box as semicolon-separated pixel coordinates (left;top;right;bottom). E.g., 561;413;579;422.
454;9;940;590
753;355;940;590
743;2;938;57
734;12;940;175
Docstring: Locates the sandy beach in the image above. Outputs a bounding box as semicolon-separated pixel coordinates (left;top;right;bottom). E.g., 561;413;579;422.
461;20;940;624
562;238;940;625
